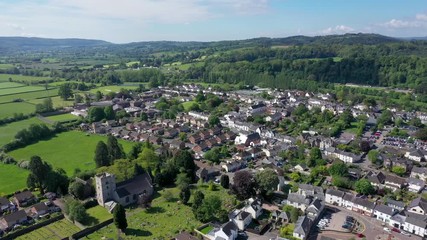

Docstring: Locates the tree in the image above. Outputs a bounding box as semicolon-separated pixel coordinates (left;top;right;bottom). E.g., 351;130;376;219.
195;91;206;102
255;168;279;196
220;175;230;189
104;106;115;120
67;200;88;223
179;186;191;204
175;172;191;190
328;161;348;177
367;150;380;165
87;107;105;122
192;190;205;209
136;148;159;175
140;112;148;121
27;156;51;193
392;166;406;176
107;135;125;161
68;181;86;200
95;91;103;101
415;128;427;141
231;171;255;200
58;83;73;100
359;140;371;152
355;179;375;195
94;141;110;167
194;195;222;222
283;205;301;223
113;204;128;232
208;115;220;127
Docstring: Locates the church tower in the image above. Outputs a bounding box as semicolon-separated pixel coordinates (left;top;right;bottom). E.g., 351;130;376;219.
95;172;116;206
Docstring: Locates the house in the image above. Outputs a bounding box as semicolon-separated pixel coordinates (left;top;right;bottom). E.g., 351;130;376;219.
242;198;263;219
287;193;313;212
410;166;427;180
265;112;282;122
29;202;49;217
306;198;324;220
407;177;425;193
373;204;397;223
214;221;238;240
222;161;244;173
384;175;406;191
297;184;324;200
351;197;376;216
234;132;261;147
342;193;355;210
196;168;219;182
0;210;27;231
408;197;427;215
323;147;361;163
169;140;186;150
271;210;289;225
0;197;11;212
293;216;312;240
13;190;36;208
366;171;386;188
230;210;252;231
325;189;345;206
403;214;427;238
96;172;154;211
386;198;406;211
405;149;427;162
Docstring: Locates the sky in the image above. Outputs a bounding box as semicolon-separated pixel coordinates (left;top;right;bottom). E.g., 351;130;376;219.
0;0;427;43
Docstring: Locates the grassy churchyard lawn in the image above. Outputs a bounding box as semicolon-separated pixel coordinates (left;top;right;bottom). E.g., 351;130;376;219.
0;117;44;147
0;163;28;195
85;188;202;239
16;219;81;240
9;131;135;176
83;205;112;226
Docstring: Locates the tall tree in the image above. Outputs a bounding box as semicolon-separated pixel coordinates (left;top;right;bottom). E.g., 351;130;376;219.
94;141;110;167
179;186;191;205
255;168;279;196
231;170;255;200
104;106;115;120
355;179;375;195
220;175;230;189
113;204;128;232
58;83;73;100
107;135;125;161
27;155;51;193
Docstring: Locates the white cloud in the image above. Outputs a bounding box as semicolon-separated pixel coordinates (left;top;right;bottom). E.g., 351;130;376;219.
416;13;427;21
320;25;354;34
381;12;427;29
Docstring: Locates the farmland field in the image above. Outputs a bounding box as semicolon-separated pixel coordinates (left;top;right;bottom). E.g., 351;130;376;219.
16;219;80;240
0;74;51;82
0;82;25;89
0;63;14;70
29;96;74;108
0;102;36;118
46;113;79;122
85;187;201;239
0;85;45;96
0;89;58;103
0;163;28;195
0;117;43;147
89;85;138;94
9;131;136;176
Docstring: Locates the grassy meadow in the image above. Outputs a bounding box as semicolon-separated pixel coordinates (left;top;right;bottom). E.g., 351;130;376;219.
46;113;79;123
0;89;58;104
0;117;43;147
0;163;29;195
0;102;36;118
29;96;74;108
0;74;51;83
0;82;26;89
0;85;46;96
9;131;135;176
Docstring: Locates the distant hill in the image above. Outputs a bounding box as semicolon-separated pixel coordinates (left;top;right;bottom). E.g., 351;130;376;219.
0;37;111;53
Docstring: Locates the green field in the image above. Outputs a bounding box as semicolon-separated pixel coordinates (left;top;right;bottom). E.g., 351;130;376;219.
182;101;196;111
0;102;36;118
0;163;28;195
84;205;112;226
89;85;138;94
46;113;79;122
9;131;135;176
0;89;58;104
0;74;51;83
0;85;45;96
0;63;14;70
0;117;43;147
85;187;201;239
0;82;25;89
28;96;73;108
16;219;80;240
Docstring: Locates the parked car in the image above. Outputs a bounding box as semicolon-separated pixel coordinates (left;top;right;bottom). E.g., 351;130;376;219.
392;228;400;233
342;224;351;229
357;233;364;238
401;231;411;237
383;227;391;233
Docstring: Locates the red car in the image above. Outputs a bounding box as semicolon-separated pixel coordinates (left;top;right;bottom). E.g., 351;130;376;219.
392;228;401;233
357;233;365;238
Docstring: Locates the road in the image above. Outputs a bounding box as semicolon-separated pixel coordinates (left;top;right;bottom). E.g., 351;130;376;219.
315;204;422;240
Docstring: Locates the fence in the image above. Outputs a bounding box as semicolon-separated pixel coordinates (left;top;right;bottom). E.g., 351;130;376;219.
1;214;64;240
71;218;113;240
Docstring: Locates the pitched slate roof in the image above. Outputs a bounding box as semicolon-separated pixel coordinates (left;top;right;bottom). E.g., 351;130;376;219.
325;189;345;198
287;193;312;206
409;197;427;212
294;216;312;236
221;221;238;237
0;197;9;206
352;198;375;210
374;204;396;216
386;198;406;210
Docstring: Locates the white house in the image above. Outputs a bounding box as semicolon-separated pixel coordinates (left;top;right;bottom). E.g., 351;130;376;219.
325;189;345;206
408;197;427;215
407;177;425;193
243;198;263;219
373;204;397;223
323;147;361;163
403;215;427;238
405;149;427;162
410;166;427;180
293;216;312;240
230;210;252;231
214;221;238;240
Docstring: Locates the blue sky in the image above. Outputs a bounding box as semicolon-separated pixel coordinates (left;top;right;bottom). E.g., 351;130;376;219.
0;0;426;43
